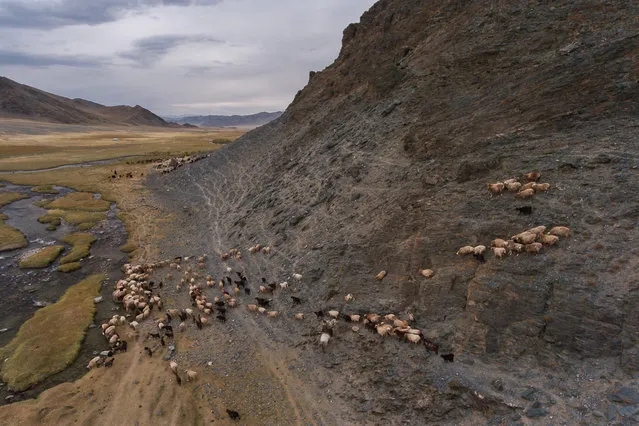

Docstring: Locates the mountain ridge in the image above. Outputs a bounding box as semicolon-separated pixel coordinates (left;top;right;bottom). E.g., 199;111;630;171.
166;111;282;127
0;76;171;127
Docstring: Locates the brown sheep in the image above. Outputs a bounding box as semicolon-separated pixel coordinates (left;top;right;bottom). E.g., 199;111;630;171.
456;246;475;255
267;311;279;318
527;225;547;235
521;182;536;191
503;178;518;185
294;313;305;320
506;182;522;192
523;171;541;181
247;304;258;312
532;183;550;192
539;234;559;246
549;226;570;237
506;241;524;254
487;182;505;195
525;242;543;254
492;247;507;258
419;269;434;279
516;188;535;199
376;324;393;337
405;333;421;344
473;245;487;255
375;270;387;281
512;232;537;244
491;238;508;248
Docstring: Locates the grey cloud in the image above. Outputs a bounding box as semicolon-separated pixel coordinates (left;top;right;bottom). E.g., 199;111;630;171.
0;0;224;29
0;50;105;68
119;35;224;66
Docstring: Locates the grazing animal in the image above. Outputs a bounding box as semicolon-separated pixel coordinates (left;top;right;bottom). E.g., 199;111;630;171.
227;409;241;420
419;269;434;279
328;310;340;319
512;232;537;244
179;322;186;332
319;332;331;351
257;307;266;314
186;370;197;381
532;183;550;192
527;225;547;235
87;356;102;369
344;293;354;302
441;354;455;362
104;358;114;368
244;288;251;295
487;182;505;195
523;171;541;182
491;238;508;248
256;297;270;307
456;246;474;256
375;270;387;280
516;206;533;215
247;304;258;312
292;273;303;281
516;188;535;199
279;282;288;290
423;338;439;353
266;311;278;318
294;313;304;320
539;233;559;245
521;181;536;191
506;182;522;192
291;296;302;305
473;245;486;255
506;240;524;254
349;314;361;322
314;310;324;318
503;178;517;185
216;315;227;322
376;324;393;337
549;226;570;237
406;334;421;344
492;247;507;258
525;242;543;254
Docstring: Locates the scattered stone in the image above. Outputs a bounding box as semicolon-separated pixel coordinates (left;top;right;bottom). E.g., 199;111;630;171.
5;395;14;401
88;324;96;329
608;387;639;404
0;328;9;333
521;388;536;400
592;410;604;418
93;296;103;303
525;407;548;418
606;404;618;421
32;301;48;308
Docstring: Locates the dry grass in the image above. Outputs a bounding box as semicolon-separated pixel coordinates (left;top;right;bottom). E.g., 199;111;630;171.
119;242;137;253
60;232;96;264
47;192;110;211
19;245;65;269
0;192;28;208
0;127;244;171
76;222;96;231
0;218;27;252
0;274;104;391
31;185;59;194
57;262;82;273
37;214;62;226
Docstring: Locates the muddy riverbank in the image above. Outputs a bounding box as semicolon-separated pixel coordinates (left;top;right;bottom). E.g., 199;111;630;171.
0;182;130;403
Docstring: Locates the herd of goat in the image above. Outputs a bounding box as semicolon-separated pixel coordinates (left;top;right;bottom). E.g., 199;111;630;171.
86;169;568;420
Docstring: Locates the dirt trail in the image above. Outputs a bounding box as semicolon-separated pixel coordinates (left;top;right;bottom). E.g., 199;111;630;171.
0;338;224;425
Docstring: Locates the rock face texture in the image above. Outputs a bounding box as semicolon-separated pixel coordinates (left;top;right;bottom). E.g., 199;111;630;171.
151;1;639;423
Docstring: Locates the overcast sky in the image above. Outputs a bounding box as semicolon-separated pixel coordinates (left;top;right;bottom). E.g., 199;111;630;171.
0;0;376;116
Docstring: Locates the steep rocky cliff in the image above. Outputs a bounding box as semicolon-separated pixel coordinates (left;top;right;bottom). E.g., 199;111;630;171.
151;1;639;423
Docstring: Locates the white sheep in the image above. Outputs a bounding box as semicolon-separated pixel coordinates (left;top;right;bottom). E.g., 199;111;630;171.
539;234;559;245
292;273;303;281
87;356;102;369
405;333;421;344
344;294;354;302
319;332;331;350
419;269;434;279
169;361;178;373
294;313;305;320
375;270;387;280
492;247;507;258
328;310;340;319
491;238;508;248
186;370;197;381
456;246;475;255
473;245;486;255
487;182;505;195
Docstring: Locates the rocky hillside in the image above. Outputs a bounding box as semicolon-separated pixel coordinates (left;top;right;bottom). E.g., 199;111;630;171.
167;111;282;128
151;1;639;423
0;76;170;126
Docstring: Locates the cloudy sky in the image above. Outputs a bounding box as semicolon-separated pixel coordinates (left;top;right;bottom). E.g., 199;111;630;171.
0;0;376;116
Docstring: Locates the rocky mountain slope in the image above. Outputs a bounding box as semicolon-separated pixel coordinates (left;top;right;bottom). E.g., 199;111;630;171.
0;76;170;126
150;1;639;423
167;111;282;128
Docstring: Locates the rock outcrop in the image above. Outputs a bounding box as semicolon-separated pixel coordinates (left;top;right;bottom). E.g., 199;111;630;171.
151;1;639;423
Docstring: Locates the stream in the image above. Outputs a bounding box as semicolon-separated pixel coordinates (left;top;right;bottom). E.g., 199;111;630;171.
0;181;129;404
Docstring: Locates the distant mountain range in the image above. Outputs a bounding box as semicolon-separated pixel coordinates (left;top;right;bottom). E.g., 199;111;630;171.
165;111;282;128
0;76;175;127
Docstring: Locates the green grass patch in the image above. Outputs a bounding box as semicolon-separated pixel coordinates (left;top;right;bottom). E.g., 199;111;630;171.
0;215;27;252
31;185;59;194
119;242;137;253
47;192;110;211
0;192;28;208
76;222;96;231
47;209;105;225
46;225;57;231
59;232;96;264
57;262;82;273
0;274;104;391
37;214;62;226
19;246;64;269
33;199;51;208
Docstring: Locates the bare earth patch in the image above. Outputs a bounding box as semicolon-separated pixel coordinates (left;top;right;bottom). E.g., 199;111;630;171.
19;245;64;269
0;274;104;391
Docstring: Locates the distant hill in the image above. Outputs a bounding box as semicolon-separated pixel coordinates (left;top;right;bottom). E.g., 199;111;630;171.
0;76;171;127
167;111;282;128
